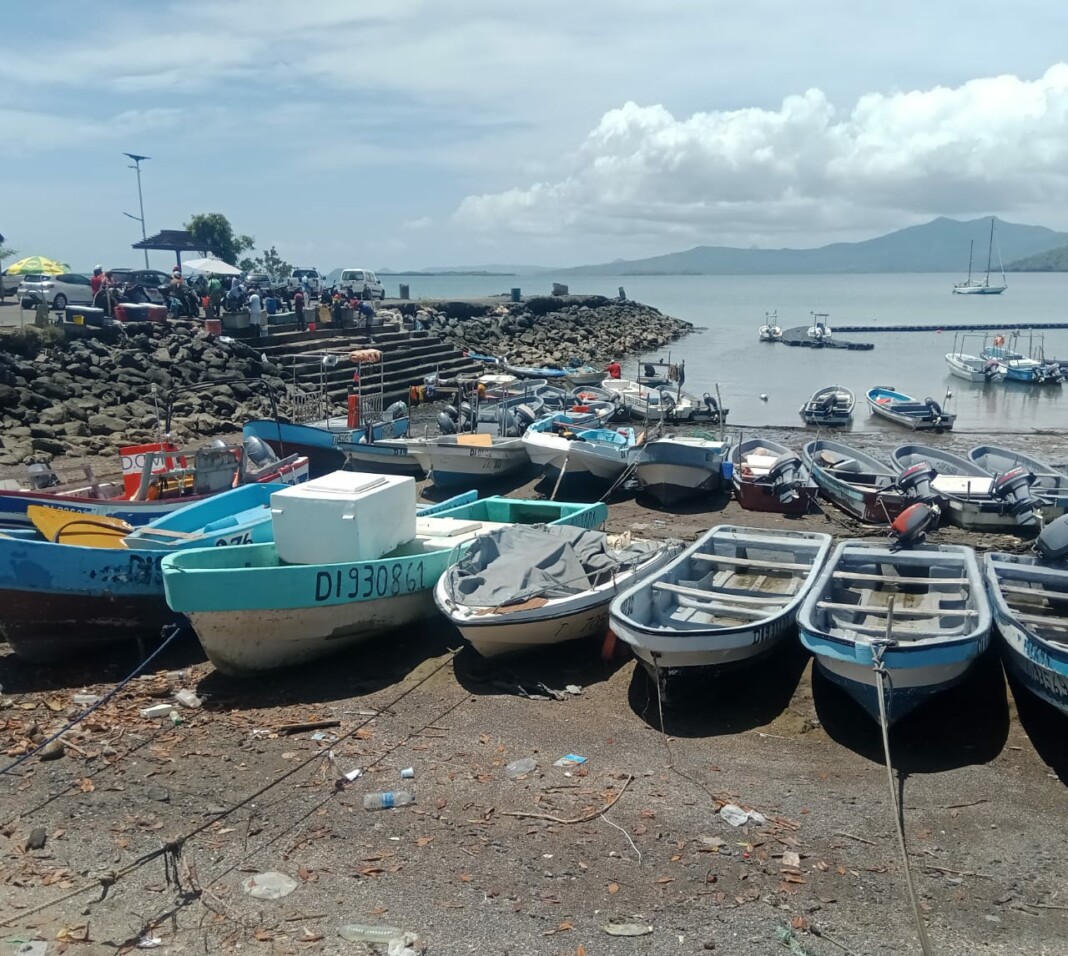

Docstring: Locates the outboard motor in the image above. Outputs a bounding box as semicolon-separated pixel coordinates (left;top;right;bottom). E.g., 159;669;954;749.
896;460;939;503
659;389;676;410
26;462;60;490
498;409;518;437
889;502;939;551
442;404;459;421
643;363;656;378
436;411;457;434
242;435;278;468
385;401;408;421
1035;514;1068;562
992;466;1040;525
702;392;719;416
923;397;945;422
763;453;803;504
514;403;537;430
820;394;837;414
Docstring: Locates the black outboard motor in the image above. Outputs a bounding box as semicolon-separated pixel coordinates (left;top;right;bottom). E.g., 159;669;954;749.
992;466;1040;526
437;411;457;434
923;397;945;425
442;404;459;421
26;463;60;490
896;460;939;504
820;394;836;414
643;363;656;378
762;453;804;504
889;502;940;551
702;392;719;417
514;403;537;430
242;435;278;468
1035;514;1068;562
385;401;408;421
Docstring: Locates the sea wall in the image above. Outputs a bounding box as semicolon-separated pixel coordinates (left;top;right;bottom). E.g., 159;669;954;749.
404;295;694;366
0;322;285;466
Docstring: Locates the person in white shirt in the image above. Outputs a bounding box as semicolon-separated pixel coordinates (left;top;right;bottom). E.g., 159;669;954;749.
248;291;264;337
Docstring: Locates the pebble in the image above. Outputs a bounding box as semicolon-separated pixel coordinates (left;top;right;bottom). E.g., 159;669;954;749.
146;787;171;803
25;826;47;850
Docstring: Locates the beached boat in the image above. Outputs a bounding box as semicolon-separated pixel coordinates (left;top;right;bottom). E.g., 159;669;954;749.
634;435;730;506
434;524;679;658
501;360;568;380
163;497;606;675
866;386;955;431
335;436;427;475
409;434;530;488
801;439;912;524
798;385;855;427
984;517;1068;715
968;445;1068;509
731;438;820;515
609;526;832;686
600;379;700;423
563;362;604;386
758;311;783;343
953;218;1007;295
890;443;1044;531
798;537;991;724
522;421;640;484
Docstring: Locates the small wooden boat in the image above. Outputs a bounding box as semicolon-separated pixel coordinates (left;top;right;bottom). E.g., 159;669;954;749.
866;387;955;431
801;439;912;524
798;538;991;724
758;311;783;343
409;434;530;488
984;517;1068;715
798;385;854;427
944;351;1001;383
968;444;1068;509
731;438;819;515
634;435;731;506
163;498;606;675
434;525;678;658
890;443;1044;531
609;526;832;685
563;363;604;386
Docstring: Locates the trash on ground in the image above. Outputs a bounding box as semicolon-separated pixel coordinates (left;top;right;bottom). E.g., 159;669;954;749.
400;767;415;779
242;871;298;900
603;922;653;937
72;693;101;706
15;943;49;956
565;684;583;695
338;924;403;943
719;803;767;827
505;757;537;779
174;689;202;709
363;790;415;810
139;704;176;719
310;731;338;742
342;768;362;783
387;933;423;956
136;936;164;949
25;827;47;850
553;754;587;768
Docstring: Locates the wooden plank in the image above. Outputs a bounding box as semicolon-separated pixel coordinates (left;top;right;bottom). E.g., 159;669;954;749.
456;432;493;447
817;600;978;618
1010;610;1068;629
833;571;969;586
674;597;770;619
654;581;787;604
692;552;810;572
1001;584;1068;602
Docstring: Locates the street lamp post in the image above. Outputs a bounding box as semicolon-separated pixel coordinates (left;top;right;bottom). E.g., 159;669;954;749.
123;153;151;268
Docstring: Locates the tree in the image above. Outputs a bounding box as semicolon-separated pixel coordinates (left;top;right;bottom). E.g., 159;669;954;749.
238;245;294;280
185;213;254;266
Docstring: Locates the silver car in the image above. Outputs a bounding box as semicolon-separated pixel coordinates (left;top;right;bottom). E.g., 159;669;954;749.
17;273;94;309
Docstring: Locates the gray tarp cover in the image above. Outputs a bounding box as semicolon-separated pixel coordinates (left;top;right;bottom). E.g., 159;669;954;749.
442;524;622;607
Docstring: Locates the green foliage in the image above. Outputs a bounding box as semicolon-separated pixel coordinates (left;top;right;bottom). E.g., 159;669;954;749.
0;245;17;262
185;213;255;266
1006;244;1068;272
237;245;294;280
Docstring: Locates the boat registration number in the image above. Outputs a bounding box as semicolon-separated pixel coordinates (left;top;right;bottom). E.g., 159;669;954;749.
314;559;426;602
213;531;253;547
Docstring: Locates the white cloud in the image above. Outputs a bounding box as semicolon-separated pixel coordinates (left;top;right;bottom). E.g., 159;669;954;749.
0;108;184;157
455;65;1068;245
402;216;433;231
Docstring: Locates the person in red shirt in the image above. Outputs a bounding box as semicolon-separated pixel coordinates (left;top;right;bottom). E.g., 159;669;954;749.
90;266;103;296
605;359;622;379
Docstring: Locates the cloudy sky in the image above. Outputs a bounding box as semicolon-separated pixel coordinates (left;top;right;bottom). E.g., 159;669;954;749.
3;0;1067;272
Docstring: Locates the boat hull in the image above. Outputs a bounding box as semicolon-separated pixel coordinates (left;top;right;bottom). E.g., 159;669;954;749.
412;445;531;488
636;462;719;506
455;602;613;659
952;286;1005;295
338;440;426;475
733;477;820;515
801;454;909;524
245;418;409;480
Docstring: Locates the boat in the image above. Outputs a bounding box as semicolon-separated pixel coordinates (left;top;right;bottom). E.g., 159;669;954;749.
758;311;783;343
953;218;1007;295
798;524;991;724
409;434;531;488
890;443;1046;531
801;438;913;524
162;493;607;675
634;435;731;506
600;379;699;423
968;445;1068;509
609;526;832;687
984;517;1068;715
730;438;820;515
945;352;1001;382
334;436;427;475
243;350;409;478
563;361;604;386
501;359;568;380
980;334;1063;384
807;313;833;344
798;385;855;427
522;420;640;484
434;524;680;658
865;386;956;431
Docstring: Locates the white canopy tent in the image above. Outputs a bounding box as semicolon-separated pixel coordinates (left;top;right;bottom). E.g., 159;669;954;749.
182;257;242;276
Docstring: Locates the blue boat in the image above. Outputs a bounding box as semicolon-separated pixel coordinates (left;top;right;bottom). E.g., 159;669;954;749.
798;540;991;725
865;387;956;432
502;360;568;379
162;497;607;675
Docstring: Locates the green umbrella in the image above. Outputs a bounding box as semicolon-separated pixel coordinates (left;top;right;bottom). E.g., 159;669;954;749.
5;255;70;275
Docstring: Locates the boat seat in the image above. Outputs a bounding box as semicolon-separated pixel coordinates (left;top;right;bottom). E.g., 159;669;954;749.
1001;584;1068;602
692;552;811;572
816;600;977;618
672;596;770;619
653;581;787;605
932;474;994;496
1007;610;1068;629
832;571;970;587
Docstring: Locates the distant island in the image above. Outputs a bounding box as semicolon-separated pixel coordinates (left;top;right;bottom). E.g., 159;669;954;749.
379;270;517;277
1006;244;1068;272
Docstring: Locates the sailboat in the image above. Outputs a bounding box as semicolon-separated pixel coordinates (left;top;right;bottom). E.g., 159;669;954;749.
953;218;1007;295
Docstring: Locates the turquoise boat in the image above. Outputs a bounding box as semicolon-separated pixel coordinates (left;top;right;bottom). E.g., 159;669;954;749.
162;497;608;675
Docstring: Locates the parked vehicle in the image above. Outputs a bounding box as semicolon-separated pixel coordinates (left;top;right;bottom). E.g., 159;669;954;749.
16;273;93;309
337;268;385;300
287;268;322;294
108;268;172;290
2;269;21;296
244;272;273;291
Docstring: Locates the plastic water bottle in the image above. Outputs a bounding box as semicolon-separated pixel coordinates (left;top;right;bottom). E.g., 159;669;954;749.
338;924;403;943
363;790;414;810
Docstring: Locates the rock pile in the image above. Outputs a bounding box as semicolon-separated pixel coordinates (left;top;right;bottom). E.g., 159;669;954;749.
0;322;286;466
407;295;694;366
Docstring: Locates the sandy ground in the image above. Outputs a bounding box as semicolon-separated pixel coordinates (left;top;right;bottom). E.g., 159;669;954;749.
1;424;1068;955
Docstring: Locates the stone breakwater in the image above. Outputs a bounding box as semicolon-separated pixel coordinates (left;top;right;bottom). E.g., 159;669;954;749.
408;295;694;366
0;322;286;466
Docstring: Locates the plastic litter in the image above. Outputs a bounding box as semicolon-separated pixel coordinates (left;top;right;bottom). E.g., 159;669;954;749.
719;803;766;827
15;943;48;956
139;703;176;719
342;768;362;783
553;754;587;768
504;757;537;779
338;924;403;943
400;767;415;779
73;693;101;706
363;790;415;810
136;936;163;949
565;684;583;695
242;871;298;900
388;933;422;956
604;922;653;937
174;688;202;709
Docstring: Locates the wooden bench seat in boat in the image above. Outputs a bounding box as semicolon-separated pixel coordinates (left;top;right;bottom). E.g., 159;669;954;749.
816;600;978;618
832;571;970;586
691;552;811;572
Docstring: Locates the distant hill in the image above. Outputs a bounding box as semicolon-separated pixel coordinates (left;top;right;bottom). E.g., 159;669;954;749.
555;217;1068;276
1006;244;1068;271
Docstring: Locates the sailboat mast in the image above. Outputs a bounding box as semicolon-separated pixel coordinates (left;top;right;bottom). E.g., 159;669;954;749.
966;240;974;284
985;218;995;286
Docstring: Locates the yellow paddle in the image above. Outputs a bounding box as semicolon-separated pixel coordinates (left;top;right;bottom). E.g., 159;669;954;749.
27;505;134;548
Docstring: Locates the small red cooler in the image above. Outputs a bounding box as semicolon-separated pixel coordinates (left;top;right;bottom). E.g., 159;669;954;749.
204;318;222;335
144;304;168;322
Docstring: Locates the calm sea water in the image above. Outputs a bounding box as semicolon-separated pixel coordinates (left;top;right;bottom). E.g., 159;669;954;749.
391;272;1068;432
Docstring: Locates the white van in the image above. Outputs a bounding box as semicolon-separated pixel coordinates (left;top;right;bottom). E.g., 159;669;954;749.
336;268;385;300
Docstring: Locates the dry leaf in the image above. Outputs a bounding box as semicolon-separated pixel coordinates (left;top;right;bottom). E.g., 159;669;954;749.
458;874;472;882
45;698;64;712
299;929;323;943
297;866;315;882
254;927;273;941
416;836;433;846
577;946;586;956
655;876;674;885
791;915;809;931
78;778;94;793
608;882;620;894
782;851;801;869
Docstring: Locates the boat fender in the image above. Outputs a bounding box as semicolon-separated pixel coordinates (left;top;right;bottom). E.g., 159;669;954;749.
436;412;457;434
896;461;938;503
1035;514;1068;562
992;466;1039;521
889;502;939;550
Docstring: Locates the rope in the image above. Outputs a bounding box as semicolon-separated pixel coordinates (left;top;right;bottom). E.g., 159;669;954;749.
871;598;935;956
0;623;186;777
600;460;637;502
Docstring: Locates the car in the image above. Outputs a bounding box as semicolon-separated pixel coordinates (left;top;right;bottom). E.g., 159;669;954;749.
16;273;93;309
287;268;322;295
2;269;22;297
336;267;385;300
108;268;172;289
244;272;273;291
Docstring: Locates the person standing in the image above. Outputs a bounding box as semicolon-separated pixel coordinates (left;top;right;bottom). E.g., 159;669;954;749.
248;288;265;337
90;266;104;298
294;288;306;331
207;273;222;318
606;359;622;379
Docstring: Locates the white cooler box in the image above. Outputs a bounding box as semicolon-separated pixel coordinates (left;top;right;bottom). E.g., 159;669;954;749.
271;472;417;565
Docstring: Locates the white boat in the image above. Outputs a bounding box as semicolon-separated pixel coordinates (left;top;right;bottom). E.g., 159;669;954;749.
945;352;1001;382
434;524;680;658
634;435;731;506
609;526;832;686
807;313;833;343
953;218;1007;295
408;434;530;488
798;384;855;427
601;378;699;422
758;310;783;342
335;436;427;475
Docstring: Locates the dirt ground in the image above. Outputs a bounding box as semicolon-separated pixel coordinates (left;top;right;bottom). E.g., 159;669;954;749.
2;425;1068;955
